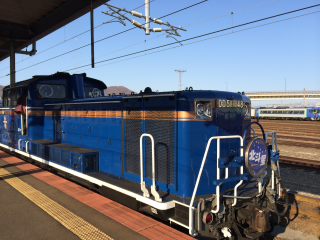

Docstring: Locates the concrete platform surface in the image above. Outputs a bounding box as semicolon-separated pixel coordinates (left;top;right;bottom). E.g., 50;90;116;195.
0;151;192;240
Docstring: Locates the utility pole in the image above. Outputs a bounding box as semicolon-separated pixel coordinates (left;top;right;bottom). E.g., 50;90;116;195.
10;40;15;87
303;88;305;107
145;0;150;35
91;0;94;68
174;69;186;91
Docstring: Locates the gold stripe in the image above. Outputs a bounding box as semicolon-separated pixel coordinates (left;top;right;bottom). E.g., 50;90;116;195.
0;168;113;240
25;110;199;121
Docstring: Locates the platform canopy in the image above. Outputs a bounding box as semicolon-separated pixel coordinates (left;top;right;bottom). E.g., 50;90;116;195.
0;0;108;62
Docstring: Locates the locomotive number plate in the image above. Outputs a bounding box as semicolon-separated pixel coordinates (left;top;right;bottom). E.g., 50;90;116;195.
216;99;244;108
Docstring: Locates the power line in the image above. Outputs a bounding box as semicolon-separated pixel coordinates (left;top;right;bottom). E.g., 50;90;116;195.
59;0;280;72
69;10;320;74
0;0;209;76
1;2;319;78
159;0;208;19
185;0;279;28
64;5;320;71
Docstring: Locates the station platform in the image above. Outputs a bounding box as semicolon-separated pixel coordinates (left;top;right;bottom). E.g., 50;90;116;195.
0;151;192;240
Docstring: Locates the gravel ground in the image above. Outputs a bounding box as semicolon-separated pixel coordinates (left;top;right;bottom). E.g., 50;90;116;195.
276;166;320;197
277;144;320;196
279;144;320;161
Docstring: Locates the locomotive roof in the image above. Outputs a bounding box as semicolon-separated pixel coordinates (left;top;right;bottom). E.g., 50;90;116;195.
3;72;107;90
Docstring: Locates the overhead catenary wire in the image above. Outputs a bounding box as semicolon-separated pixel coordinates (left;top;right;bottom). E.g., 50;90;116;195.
63;5;320;72
0;0;210;77
59;0;280;72
69;10;319;74
158;0;208;19
1;2;319;78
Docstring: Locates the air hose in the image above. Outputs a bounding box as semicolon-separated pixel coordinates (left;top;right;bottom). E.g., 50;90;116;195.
268;161;289;217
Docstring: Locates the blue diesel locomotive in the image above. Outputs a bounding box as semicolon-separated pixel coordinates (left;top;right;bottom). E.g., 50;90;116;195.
0;72;288;239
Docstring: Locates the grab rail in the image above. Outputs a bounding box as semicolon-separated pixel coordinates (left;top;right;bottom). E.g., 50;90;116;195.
18;139;23;150
251;127;256;136
25;141;29;153
189;135;243;237
140;134;162;202
265;131;280;198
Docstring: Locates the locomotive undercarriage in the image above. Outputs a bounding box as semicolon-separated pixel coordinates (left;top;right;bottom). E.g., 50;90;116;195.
194;181;282;239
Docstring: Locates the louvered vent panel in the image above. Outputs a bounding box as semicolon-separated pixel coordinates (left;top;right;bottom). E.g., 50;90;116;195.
52;148;61;163
61;150;70;167
125;108;142;175
71;153;81;171
31;143;37;155
85;154;97;172
145;107;175;185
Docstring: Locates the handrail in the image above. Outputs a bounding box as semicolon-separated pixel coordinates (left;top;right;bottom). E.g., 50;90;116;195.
251;127;256;136
188;135;243;237
25;141;29;153
265;131;280;198
140;134;162;202
18;139;22;150
265;131;278;152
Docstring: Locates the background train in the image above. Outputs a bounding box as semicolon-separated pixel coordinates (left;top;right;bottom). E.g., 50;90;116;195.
0;72;287;239
251;107;320;120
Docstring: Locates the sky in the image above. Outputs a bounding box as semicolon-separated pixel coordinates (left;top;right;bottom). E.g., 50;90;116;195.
0;0;319;107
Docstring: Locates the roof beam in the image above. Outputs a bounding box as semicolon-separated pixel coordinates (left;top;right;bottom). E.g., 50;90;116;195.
0;0;108;62
0;20;32;41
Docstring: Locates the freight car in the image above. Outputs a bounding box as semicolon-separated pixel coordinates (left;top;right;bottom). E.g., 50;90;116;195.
251;107;320;120
0;72;288;239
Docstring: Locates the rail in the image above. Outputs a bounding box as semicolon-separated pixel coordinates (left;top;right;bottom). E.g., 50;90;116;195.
188;135;244;237
139;133;162;202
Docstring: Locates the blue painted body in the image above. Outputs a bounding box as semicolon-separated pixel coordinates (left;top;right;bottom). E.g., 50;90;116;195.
1;73;252;198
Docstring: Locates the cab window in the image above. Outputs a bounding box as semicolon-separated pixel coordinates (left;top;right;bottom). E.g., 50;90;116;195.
36;84;66;99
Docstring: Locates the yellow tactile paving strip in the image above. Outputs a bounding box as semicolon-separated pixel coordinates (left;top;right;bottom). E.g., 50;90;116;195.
0;168;113;240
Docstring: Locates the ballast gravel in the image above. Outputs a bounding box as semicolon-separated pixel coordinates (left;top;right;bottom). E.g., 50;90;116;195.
279;144;320;161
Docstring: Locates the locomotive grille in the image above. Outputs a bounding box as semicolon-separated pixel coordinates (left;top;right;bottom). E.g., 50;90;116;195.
71;153;81;171
61;150;70;167
38;144;43;158
125;108;142;175
52;148;61;164
31;143;37;156
85;154;97;172
145;107;175;185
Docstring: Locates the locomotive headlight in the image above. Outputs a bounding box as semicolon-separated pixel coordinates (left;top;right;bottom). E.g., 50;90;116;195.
196;100;212;119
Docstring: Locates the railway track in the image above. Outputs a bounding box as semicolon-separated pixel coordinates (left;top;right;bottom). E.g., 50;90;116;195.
279;156;320;168
262;129;318;137
280;192;320;219
251;120;320;149
276;140;320;149
251;133;320;149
